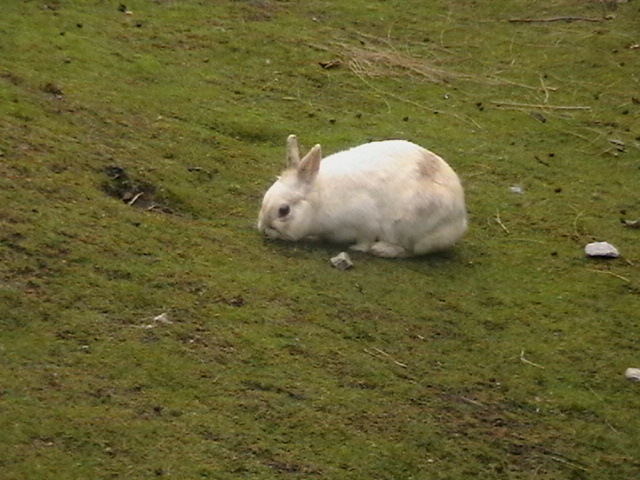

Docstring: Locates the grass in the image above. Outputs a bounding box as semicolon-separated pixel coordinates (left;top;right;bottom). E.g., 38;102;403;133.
1;0;640;478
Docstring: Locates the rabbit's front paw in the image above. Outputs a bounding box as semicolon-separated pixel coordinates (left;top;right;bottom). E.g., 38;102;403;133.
350;242;373;253
369;242;409;258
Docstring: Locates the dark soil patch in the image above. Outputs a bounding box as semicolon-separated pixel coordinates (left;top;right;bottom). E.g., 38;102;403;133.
101;166;172;213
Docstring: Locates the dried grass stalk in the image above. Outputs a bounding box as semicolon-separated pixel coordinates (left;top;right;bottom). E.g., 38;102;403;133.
345;46;459;84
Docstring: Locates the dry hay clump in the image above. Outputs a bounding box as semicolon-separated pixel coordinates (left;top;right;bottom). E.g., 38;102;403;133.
336;34;472;85
333;34;535;92
345;45;461;84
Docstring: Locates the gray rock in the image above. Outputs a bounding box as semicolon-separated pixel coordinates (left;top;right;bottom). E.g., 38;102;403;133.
585;241;619;258
330;252;354;270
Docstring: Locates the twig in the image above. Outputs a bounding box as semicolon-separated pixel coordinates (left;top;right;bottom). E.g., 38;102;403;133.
505;238;547;244
495;210;510;234
572;210;585;239
508;17;604;23
491;101;591;110
533;446;590;472
373;347;408;368
586;269;630;283
127;192;144;206
543;452;590;471
535;155;550;167
485;75;540;91
585;384;622;433
557;128;593;144
520;350;545;369
539;75;555;103
459;396;485;407
587;385;604;402
604;420;620;434
364;347;408;368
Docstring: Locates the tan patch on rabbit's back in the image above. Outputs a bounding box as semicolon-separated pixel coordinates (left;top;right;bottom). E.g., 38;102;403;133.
416;151;442;179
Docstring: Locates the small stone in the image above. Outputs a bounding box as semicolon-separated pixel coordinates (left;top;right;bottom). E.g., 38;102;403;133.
153;312;172;324
624;368;640;381
509;185;524;195
622;218;640;229
43;82;63;97
330;252;354;270
585;241;620;258
609;138;626;151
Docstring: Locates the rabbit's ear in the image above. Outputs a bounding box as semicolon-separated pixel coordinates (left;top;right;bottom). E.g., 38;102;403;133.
297;144;322;183
286;134;300;167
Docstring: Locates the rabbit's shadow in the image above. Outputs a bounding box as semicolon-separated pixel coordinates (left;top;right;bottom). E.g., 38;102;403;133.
261;237;346;259
261;237;467;269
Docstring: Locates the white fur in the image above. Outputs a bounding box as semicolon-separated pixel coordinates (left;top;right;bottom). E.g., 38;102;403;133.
257;135;467;258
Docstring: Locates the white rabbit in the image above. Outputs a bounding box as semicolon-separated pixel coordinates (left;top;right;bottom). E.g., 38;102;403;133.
257;135;467;258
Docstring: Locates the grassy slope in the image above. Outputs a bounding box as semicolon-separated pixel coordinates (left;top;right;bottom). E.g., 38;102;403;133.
1;0;639;478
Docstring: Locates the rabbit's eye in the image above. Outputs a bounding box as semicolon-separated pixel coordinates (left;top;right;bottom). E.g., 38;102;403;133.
278;205;290;217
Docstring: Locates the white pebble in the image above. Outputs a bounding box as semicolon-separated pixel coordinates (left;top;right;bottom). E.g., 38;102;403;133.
330;252;354;270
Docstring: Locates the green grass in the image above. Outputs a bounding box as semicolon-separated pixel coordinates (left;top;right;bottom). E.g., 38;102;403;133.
1;0;640;478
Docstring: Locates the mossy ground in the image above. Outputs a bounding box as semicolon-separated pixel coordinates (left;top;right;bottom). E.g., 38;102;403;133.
1;1;639;478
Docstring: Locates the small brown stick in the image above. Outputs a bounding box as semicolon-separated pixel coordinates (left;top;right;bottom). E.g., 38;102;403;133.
373;347;408;368
585;387;619;432
459;396;485;407
539;75;555;103
520;350;545;369
508;17;604;23
127;192;144;206
491;101;591;110
495;210;510;234
572;210;585;240
532;445;590;472
535;155;550;167
506;238;547;244
364;347;408;368
586;269;630;283
540;452;590;472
